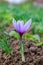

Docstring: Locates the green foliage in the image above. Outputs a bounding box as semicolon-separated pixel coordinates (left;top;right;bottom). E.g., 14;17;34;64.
35;23;43;34
36;42;43;46
32;22;43;34
24;33;43;46
30;34;40;42
24;33;40;42
0;38;11;54
9;31;20;39
5;31;20;39
0;2;43;34
0;2;43;25
23;33;32;38
0;28;11;54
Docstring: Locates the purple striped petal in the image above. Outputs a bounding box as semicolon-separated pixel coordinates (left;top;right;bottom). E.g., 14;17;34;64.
24;19;32;32
12;18;17;31
17;20;24;33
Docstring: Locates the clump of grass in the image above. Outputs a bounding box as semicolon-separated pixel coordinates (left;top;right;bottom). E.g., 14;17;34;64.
0;27;11;54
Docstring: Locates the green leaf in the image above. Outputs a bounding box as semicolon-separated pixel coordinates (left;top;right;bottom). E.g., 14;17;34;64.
0;38;11;54
23;33;31;38
41;37;43;41
9;31;20;39
30;34;40;42
37;42;43;46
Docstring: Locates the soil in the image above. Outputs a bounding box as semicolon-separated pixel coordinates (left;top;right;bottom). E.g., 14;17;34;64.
0;24;43;65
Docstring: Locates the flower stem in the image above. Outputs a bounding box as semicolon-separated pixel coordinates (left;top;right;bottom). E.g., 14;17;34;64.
21;52;25;62
20;42;25;62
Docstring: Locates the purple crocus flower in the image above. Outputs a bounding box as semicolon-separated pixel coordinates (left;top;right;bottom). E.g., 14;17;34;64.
12;18;32;41
12;18;32;62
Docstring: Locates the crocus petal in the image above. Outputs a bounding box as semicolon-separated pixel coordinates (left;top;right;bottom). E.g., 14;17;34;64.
17;20;24;33
24;19;32;32
12;18;17;31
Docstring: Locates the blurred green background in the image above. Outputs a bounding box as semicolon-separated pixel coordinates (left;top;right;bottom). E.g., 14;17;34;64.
0;0;43;34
